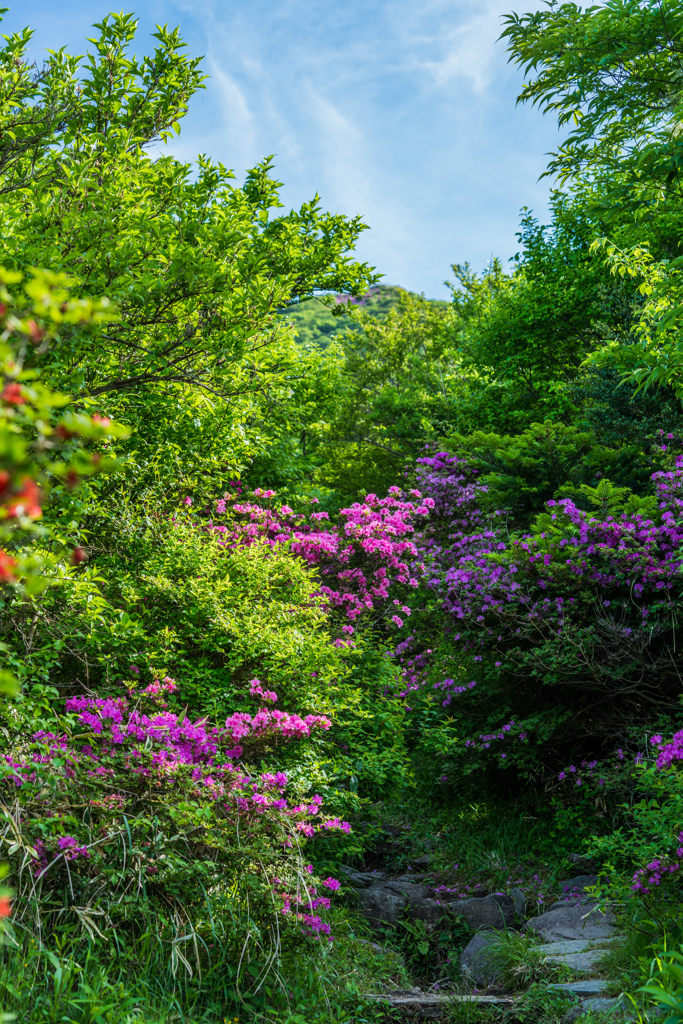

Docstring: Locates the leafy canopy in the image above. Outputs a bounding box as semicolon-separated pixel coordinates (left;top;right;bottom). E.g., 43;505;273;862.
502;0;683;198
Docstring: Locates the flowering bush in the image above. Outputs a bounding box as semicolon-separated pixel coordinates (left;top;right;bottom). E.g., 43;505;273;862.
390;448;683;791
209;485;432;630
0;676;347;962
555;735;683;936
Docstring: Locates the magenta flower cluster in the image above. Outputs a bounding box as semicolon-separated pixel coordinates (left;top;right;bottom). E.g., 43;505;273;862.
631;840;683;895
207;487;432;630
4;674;349;940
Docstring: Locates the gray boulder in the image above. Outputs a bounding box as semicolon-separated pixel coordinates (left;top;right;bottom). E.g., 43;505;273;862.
460;930;505;986
449;894;514;931
353;883;446;931
510;887;526;918
526;904;616;943
385;879;431;900
411;898;447;931
356;886;408;928
343;868;513;934
338;866;386;888
386;879;446;930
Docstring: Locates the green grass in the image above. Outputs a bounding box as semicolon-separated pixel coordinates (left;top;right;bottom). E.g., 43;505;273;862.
0;905;411;1024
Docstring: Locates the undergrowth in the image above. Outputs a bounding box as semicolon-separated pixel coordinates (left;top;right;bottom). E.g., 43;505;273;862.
0;907;408;1024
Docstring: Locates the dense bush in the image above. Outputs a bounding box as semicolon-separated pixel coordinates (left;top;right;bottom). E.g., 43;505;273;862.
388;448;683;795
0;674;353;1006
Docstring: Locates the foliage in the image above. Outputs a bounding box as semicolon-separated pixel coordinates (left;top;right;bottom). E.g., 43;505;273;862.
0;267;126;598
7;0;683;1019
0;12;377;507
476;930;559;991
641;946;683;1024
447;420;599;524
314;288;459;495
449;200;613;426
502;0;683;197
585;238;683;404
386;448;683;800
0;675;353;1006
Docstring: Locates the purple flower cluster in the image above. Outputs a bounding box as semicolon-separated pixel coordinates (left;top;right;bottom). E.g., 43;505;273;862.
57;836;90;861
653;730;683;769
632;836;683;894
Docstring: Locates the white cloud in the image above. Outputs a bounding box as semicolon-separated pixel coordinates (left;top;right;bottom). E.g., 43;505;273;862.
14;0;561;296
416;2;510;93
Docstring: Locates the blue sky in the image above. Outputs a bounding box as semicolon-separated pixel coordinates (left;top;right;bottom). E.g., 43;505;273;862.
8;0;562;298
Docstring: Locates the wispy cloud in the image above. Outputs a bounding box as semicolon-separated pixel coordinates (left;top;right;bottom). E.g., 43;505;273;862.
15;0;560;296
411;1;512;93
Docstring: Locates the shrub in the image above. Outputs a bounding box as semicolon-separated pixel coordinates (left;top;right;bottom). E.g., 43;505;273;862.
0;675;349;1000
393;448;683;796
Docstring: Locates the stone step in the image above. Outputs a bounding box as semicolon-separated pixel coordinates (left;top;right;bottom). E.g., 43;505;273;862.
564;996;636;1022
583;997;622;1012
549;980;610;996
536;940;596;956
534;935;618;971
546;949;610;971
365;992;515;1019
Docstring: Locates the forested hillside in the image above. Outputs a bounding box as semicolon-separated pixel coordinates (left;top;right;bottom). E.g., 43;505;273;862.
284;286;421;348
3;4;683;1023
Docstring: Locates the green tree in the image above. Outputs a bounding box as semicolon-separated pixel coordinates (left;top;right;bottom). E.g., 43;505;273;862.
318;289;459;496
0;12;376;502
502;0;683;199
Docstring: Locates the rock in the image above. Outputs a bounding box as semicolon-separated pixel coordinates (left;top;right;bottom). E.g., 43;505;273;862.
563;997;631;1024
354;884;448;931
413;854;437;869
338;866;387;888
582;997;621;1013
386;879;431;900
411;898;447;930
460;930;504;985
510;887;526;917
535;938;616;971
345;870;512;934
549;980;610;997
547;950;612;972
525;903;616;942
386;879;445;930
365;992;514;1019
567;853;600;874
536;940;595;956
355;886;408;928
490;893;515;919
558;874;599;893
445;894;515;930
549;896;597;911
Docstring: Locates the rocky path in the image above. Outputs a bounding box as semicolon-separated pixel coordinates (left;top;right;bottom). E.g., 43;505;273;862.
340;865;628;1021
